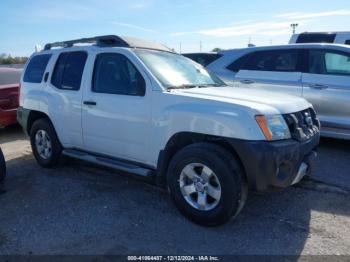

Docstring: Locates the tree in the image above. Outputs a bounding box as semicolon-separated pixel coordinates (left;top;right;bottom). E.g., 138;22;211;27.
0;54;28;65
212;47;223;52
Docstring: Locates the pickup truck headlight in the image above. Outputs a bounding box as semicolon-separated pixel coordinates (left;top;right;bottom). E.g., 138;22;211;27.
255;115;291;141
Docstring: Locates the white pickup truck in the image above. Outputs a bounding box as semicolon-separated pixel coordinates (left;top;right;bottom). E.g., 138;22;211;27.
17;35;320;226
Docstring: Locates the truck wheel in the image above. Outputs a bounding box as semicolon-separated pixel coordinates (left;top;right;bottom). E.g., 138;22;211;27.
167;143;247;226
30;118;62;168
0;148;6;183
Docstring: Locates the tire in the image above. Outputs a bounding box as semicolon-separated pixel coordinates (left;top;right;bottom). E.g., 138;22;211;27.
30;118;62;168
0;148;6;183
166;143;247;226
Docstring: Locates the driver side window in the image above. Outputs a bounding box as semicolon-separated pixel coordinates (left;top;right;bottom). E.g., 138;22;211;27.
92;53;146;96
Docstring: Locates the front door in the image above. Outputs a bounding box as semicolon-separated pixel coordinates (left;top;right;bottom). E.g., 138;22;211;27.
81;51;151;163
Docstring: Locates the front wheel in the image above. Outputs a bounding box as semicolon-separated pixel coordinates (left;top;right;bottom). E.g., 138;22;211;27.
30;118;62;168
167;143;247;226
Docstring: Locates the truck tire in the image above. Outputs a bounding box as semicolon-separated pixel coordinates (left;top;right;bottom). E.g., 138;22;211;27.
30;118;62;168
0;148;6;183
166;143;247;226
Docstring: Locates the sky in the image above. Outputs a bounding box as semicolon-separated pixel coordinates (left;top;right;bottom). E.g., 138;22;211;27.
1;0;350;56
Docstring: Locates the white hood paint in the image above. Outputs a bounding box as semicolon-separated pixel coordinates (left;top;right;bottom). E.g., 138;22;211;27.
173;86;311;115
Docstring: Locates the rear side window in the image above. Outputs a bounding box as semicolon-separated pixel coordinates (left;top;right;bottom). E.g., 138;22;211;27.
296;33;336;44
183;53;222;66
345;40;350;45
243;50;299;72
92;53;145;96
51;51;87;90
23;54;51;83
227;54;250;72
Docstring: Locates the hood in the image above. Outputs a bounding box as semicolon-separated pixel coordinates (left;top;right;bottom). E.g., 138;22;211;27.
173;86;311;115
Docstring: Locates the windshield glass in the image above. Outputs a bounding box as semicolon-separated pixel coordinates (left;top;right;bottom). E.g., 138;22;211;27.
135;49;226;89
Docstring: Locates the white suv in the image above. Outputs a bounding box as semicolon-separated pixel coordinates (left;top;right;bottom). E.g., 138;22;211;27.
18;35;320;226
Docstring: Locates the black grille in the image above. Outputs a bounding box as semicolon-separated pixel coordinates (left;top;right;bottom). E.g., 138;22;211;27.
283;108;320;141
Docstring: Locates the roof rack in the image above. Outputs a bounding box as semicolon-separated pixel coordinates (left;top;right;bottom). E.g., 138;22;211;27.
43;35;174;53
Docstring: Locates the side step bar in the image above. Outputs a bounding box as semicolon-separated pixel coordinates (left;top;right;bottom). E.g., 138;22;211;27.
62;149;153;178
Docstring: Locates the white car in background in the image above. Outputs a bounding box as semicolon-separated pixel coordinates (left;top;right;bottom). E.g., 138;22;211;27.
184;44;350;140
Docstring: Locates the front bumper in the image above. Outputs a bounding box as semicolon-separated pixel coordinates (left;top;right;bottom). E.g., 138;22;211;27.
228;132;320;191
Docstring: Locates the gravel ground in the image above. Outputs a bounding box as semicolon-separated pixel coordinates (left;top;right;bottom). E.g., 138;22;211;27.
0;125;349;256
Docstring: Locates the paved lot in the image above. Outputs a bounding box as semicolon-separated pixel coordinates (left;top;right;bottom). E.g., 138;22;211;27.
0;68;22;85
0;125;349;255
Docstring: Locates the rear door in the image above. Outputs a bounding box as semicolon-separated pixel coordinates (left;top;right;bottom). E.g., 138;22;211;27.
46;51;88;148
81;50;151;163
302;48;350;132
234;49;303;97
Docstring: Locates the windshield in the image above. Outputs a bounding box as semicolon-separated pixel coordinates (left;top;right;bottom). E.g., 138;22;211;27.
135;49;226;89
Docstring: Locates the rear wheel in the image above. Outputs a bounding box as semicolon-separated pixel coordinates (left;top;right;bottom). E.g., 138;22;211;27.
167;143;247;226
0;148;6;183
30;118;62;168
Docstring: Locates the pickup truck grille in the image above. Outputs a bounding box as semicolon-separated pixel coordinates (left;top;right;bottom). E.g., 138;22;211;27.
283;108;320;142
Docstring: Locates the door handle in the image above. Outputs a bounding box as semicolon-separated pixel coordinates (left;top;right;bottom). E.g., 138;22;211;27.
309;84;328;90
240;79;255;84
83;101;97;106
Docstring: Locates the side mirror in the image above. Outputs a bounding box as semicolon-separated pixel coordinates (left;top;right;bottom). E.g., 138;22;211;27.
131;72;146;96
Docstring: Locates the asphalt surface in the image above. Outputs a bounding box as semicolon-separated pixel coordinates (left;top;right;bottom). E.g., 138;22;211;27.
0;125;349;256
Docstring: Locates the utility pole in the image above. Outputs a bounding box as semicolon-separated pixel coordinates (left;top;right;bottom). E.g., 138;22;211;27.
199;41;202;52
290;23;298;34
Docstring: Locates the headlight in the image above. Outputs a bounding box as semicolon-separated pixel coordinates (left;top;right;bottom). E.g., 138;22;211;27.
255;115;291;141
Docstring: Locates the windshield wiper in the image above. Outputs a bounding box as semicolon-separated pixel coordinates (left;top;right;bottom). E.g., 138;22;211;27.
166;84;199;90
197;83;227;88
166;83;227;91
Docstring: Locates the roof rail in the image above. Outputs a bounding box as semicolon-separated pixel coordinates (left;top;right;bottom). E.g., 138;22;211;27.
43;35;128;50
43;35;174;53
